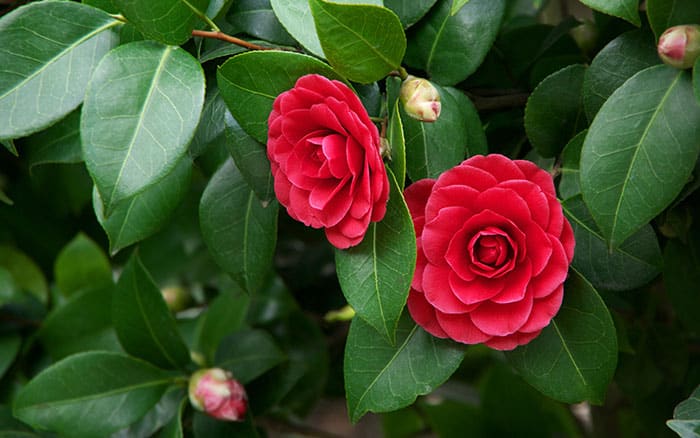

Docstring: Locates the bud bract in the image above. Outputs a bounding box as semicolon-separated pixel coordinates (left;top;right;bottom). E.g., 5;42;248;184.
188;368;247;422
657;24;700;69
399;75;441;122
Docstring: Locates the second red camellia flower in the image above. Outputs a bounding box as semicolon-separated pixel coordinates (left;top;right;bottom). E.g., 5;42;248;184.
405;154;575;351
267;74;389;249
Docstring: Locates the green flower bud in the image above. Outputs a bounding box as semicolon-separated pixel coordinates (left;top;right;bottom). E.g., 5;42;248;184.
399;75;441;122
657;24;700;69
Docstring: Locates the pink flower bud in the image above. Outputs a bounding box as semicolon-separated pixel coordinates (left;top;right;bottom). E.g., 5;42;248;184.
657;24;700;69
188;368;247;422
399;75;441;122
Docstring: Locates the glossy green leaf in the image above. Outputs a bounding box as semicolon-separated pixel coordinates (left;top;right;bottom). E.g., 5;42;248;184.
505;270;617;405
667;384;700;438
111;0;209;45
225;112;274;203
580;65;700;248
388;100;406;190
647;0;700;38
0;245;47;304
695;57;700;105
157;397;186;438
310;0;405;83
344;313;465;423
558;130;586;200
189;86;229;159
113;253;192;370
82;41;204;213
583;30;659;121
113;387;184;438
94;157;192;255
384;0;437;28
83;0;119;14
578;0;640;26
0;1;119;140
24;108;82;170
563;195;662;291
54;233;112;298
403;85;475;180
664;227;700;333
217;50;340;143
193;411;260;438
13;351;174;438
404;0;505;86
450;0;470;15
200;159;279;293
226;0;295;45
39;285;121;361
270;0;325;57
335;169;415;344
215;329;286;384
525;64;586;158
0;334;21;379
195;288;250;364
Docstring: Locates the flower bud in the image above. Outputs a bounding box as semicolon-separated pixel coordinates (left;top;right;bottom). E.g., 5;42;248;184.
161;286;190;312
399;75;441;122
657;24;700;69
188;368;247;422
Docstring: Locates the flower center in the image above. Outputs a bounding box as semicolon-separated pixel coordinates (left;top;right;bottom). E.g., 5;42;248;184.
468;227;516;278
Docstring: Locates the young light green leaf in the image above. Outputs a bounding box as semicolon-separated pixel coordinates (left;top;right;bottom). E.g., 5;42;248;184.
24;108;82;170
200;159;279;294
558;130;587;200
54;233;112;299
578;0;640;26
525;64;586;158
13;351;175;438
217;50;341;143
388;100;407;190
215;329;286;384
344;313;465;423
113;253;192;370
384;0;437;28
580;65;700;248
82;41;204;213
404;0;505;86
310;0;405;83
0;334;21;380
667;384;700;438
0;1;119;139
111;0;209;45
505;270;618;405
647;0;700;39
335;168;415;344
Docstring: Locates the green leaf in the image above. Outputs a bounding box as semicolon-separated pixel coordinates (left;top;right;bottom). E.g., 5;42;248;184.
193;411;260;438
270;0;325;57
647;0;700;38
505;270;617;405
309;0;405;83
664;227;700;333
344;313;465;423
157;397;186;438
13;351;174;438
38;285;121;361
388;100;406;191
24;108;82;170
562;195;662;291
0;334;21;379
1;139;17;156
667;384;700;438
0;188;12;206
580;65;700;248
215;329;287;384
94;157;192;255
226;0;295;45
82;41;204;213
113;387;185;438
558;130;586;200
335;169;415;344
189;86;229;159
450;0;470;15
0;1;119;140
0;245;47;305
217;50;341;143
195;288;250;364
525;64;586;158
403;85;475;180
384;0;437;28
583;30;659;121
111;0;209;45
113;253;192;370
404;0;505;86
695;57;700;105
578;0;640;26
54;233;112;298
200;159;279;293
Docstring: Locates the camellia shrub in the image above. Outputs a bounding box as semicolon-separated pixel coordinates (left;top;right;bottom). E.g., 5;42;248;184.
1;0;699;436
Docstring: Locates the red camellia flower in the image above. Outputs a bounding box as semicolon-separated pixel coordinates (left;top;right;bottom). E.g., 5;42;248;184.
404;154;575;351
267;74;389;249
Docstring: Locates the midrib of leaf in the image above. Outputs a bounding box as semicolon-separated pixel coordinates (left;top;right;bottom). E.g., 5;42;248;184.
609;70;681;246
551;320;588;386
352;324;418;417
425;9;450;74
0;19;120;101
220;74;276;99
110;45;174;208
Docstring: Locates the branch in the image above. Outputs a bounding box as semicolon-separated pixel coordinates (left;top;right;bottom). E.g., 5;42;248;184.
191;30;278;51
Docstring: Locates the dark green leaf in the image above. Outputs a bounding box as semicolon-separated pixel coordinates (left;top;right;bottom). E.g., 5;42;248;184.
0;405;38;437
198;40;248;64
157;397;186;438
667;384;700;438
583;30;659;121
580;65;700;248
647;0;700;38
189;86;229;159
94;157;192;255
217;50;340;143
695;57;700;105
310;0;405;83
578;0;640;26
0;188;11;206
384;0;437;28
420;398;486;438
226;0;295;45
24;108;82;170
0;245;47;305
195;288;250;364
0;1;119;139
224;113;274;203
335;169;415;344
449;87;488;157
113;253;192;370
200;159;278;293
54;233;111;298
558;130;586;200
450;0;470;15
345;313;465;423
82;41;204;212
505;270;617;405
193;411;260;438
664;226;700;333
112;387;184;438
13;351;174;438
404;0;505;86
215;329;286;384
525;64;586;157
0;334;20;379
388;100;406;191
1;139;16;156
563;195;662;291
83;0;118;13
111;0;209;45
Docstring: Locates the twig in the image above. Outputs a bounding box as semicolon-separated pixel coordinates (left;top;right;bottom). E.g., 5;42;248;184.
191;30;277;51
